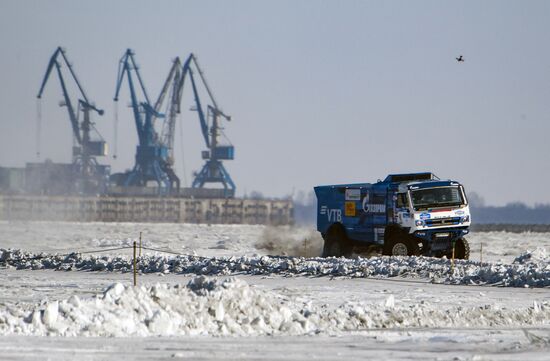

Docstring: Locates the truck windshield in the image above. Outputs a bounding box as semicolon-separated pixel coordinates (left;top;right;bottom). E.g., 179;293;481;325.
410;186;464;210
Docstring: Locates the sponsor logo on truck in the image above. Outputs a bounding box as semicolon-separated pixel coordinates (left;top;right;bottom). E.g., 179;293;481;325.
345;201;356;217
420;212;431;220
327;208;342;222
321;205;343;222
362;191;386;214
345;188;361;201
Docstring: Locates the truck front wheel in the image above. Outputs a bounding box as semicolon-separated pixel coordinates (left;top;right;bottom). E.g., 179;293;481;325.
383;230;420;257
322;225;352;258
453;238;470;260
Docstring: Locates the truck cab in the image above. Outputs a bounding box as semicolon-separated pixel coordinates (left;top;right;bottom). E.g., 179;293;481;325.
314;172;471;258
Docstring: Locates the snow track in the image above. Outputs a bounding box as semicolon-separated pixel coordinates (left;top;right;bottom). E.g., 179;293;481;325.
1;248;549;287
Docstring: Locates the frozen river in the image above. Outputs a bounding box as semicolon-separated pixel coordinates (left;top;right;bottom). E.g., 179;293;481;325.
0;221;549;360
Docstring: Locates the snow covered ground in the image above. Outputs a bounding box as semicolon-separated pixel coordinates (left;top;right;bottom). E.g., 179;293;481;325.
2;220;548;262
0;221;549;360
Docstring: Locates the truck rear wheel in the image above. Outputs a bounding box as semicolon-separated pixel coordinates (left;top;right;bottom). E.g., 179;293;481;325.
453;238;470;260
322;225;352;258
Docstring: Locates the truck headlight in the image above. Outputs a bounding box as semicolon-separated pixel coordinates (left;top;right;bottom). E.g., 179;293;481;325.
415;220;424;226
461;215;470;223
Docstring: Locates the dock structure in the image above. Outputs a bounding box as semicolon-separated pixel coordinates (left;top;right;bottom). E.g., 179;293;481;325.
0;195;293;225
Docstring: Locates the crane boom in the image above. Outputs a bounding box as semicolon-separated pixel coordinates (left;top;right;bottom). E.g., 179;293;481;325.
115;49;147;143
54;60;81;143
155;57;181;113
187;67;210;147
37;46;104;145
57;48;91;105
190;54;220;110
157;58;183;163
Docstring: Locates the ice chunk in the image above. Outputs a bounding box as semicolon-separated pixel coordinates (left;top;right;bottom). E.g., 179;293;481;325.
384;294;395;308
42;301;59;328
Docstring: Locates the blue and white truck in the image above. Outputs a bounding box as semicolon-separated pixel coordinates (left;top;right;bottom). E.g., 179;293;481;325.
314;172;471;258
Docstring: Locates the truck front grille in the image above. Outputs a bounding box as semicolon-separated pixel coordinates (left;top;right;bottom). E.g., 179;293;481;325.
430;238;451;251
425;217;461;227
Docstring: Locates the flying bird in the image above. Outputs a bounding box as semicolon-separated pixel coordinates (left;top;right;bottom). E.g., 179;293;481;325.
456;55;464;62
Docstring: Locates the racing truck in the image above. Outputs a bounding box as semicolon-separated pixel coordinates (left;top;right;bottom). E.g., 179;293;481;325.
314;172;471;258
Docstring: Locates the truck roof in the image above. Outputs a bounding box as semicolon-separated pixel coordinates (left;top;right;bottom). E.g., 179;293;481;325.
314;172;461;191
383;172;438;183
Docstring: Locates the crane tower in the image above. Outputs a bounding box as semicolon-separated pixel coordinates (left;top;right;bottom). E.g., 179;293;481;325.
36;46;109;194
112;49;180;194
178;54;235;198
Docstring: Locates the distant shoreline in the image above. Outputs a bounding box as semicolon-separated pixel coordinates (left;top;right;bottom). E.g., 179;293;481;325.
472;224;550;233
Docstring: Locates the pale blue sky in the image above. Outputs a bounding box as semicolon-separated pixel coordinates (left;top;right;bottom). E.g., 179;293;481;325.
1;1;549;205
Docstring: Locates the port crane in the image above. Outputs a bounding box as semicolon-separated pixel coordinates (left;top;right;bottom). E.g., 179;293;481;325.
178;54;235;197
36;46;109;194
157;57;183;170
113;49;180;194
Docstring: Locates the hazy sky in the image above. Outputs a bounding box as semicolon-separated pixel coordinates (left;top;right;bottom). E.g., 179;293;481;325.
1;0;549;206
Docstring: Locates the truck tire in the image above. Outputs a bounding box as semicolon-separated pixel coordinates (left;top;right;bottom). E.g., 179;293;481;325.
453;238;470;260
322;225;352;258
383;229;420;256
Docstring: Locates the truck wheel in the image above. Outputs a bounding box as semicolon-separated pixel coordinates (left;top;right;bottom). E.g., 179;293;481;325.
383;230;419;256
390;241;408;256
322;225;352;258
453;238;470;260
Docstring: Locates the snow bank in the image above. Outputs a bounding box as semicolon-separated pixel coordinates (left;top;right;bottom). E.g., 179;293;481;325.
445;247;550;287
514;248;550;265
0;276;549;337
1;248;550;287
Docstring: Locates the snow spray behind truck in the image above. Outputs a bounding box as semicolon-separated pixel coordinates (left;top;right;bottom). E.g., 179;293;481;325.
314;173;471;258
